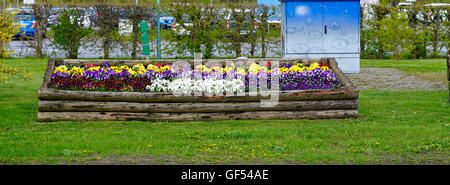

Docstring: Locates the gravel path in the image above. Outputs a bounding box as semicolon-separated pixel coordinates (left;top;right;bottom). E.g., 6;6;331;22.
347;67;447;90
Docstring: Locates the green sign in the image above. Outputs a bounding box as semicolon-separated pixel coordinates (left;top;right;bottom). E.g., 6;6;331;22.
140;22;148;33
141;21;150;56
142;45;150;56
141;33;149;44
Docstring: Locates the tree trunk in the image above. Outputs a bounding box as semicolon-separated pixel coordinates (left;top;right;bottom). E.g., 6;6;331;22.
261;5;269;58
103;38;110;59
130;7;141;60
32;3;52;59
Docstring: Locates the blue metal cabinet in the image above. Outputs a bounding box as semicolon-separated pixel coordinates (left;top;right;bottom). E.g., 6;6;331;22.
282;0;360;73
323;0;360;53
285;0;324;54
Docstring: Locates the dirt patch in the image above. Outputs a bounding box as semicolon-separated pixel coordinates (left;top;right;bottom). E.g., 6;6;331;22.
347;67;447;90
79;155;293;165
79;155;181;165
75;153;448;165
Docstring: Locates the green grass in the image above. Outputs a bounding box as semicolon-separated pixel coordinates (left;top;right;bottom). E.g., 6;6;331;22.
361;59;448;83
361;59;447;73
0;58;449;164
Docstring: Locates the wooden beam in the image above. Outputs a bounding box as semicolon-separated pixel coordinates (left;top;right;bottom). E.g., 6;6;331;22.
38;99;358;113
38;88;359;103
37;109;359;122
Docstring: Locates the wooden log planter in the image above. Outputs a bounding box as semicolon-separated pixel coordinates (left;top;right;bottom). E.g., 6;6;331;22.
37;58;359;122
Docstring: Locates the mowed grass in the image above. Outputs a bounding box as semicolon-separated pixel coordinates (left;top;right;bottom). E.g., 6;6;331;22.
361;59;448;83
0;58;448;165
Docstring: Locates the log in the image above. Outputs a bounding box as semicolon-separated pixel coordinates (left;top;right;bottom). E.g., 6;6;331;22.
328;58;356;88
38;88;359;103
38;99;358;113
37;109;359;122
40;59;59;90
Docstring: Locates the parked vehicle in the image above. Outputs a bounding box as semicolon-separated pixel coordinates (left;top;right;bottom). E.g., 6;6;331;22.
224;9;258;37
119;9;157;35
171;22;193;36
160;14;175;29
14;12;37;38
47;8;63;26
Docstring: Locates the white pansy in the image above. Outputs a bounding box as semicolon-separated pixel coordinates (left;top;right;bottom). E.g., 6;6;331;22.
148;75;244;94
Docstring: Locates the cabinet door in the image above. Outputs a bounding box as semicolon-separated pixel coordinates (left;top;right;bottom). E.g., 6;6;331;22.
323;0;360;53
285;0;323;54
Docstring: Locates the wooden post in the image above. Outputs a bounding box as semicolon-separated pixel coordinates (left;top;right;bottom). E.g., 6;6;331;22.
447;54;449;102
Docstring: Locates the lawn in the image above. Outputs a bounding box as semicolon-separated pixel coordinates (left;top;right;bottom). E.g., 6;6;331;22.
0;58;448;164
361;59;448;83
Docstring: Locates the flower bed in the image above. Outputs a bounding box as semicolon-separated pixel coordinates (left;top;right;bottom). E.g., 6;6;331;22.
48;62;343;93
38;58;359;122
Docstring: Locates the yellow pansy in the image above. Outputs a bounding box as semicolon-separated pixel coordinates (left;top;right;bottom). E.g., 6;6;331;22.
54;65;70;74
309;63;320;70
279;67;289;73
248;63;260;74
132;64;146;71
289;66;302;72
110;66;124;73
321;66;330;71
127;68;137;75
147;64;158;71
236;67;246;75
70;66;84;75
160;65;172;72
87;66;100;72
202;67;210;73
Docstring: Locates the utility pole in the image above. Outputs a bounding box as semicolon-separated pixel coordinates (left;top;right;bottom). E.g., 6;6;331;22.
156;0;161;59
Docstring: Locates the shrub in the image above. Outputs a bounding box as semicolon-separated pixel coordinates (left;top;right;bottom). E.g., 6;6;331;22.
377;8;415;60
0;10;20;59
0;60;32;84
51;8;93;59
94;3;120;59
362;5;449;59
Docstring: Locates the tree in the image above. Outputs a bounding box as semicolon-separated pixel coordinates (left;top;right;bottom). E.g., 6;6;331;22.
165;2;221;58
51;7;92;59
406;5;430;59
128;5;145;60
94;2;119;59
377;8;415;60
